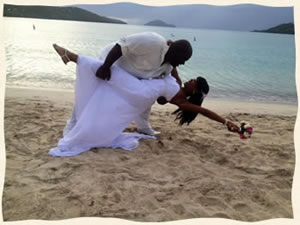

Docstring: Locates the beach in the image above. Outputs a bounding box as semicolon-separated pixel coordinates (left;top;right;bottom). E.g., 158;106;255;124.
2;87;297;222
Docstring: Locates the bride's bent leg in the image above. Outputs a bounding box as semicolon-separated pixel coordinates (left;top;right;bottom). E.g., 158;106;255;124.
53;44;78;64
74;56;104;118
63;56;103;136
75;56;103;93
52;44;79;135
63;106;77;137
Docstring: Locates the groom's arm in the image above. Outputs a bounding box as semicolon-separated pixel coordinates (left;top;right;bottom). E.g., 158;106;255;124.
96;43;122;80
171;68;182;86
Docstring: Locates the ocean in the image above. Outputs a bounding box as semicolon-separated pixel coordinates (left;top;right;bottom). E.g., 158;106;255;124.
3;17;297;104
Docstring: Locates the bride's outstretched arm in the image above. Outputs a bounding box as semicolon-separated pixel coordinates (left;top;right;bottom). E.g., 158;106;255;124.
170;97;240;132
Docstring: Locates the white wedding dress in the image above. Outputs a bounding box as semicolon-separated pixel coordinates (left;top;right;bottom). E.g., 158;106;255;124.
49;56;180;157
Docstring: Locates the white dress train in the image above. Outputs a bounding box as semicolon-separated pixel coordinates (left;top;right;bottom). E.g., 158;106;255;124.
49;56;180;157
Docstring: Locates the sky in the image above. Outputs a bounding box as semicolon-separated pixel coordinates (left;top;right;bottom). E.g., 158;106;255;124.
93;0;293;6
2;0;294;7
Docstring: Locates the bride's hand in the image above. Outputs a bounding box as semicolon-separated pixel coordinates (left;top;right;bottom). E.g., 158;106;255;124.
226;121;240;133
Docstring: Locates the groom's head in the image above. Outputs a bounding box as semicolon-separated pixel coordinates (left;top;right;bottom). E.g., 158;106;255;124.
165;40;193;67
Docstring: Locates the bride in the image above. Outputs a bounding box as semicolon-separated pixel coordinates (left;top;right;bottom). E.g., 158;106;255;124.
49;44;240;157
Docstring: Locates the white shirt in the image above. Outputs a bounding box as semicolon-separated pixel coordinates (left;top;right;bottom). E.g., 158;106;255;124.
49;56;180;156
99;32;173;79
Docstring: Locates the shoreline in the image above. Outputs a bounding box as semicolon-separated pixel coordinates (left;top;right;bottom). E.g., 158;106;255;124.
5;86;298;116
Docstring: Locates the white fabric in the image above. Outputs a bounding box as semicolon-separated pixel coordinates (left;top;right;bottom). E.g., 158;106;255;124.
99;34;173;131
49;56;180;157
62;108;76;137
134;106;152;130
102;32;173;79
99;42;116;61
100;43;152;131
63;33;173;137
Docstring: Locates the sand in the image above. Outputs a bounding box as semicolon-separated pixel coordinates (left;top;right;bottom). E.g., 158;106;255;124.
2;87;297;222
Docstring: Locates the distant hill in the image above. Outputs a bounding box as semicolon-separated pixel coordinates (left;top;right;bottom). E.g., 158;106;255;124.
3;4;126;24
76;3;293;31
253;23;294;34
145;19;175;27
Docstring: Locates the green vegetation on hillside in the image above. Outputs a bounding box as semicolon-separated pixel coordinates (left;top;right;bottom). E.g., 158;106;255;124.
3;4;126;24
253;23;294;34
145;20;176;28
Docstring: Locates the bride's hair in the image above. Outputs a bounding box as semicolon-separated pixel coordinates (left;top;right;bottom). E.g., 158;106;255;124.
172;76;209;126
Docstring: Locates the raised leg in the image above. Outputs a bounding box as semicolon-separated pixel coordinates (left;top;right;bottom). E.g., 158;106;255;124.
53;43;78;64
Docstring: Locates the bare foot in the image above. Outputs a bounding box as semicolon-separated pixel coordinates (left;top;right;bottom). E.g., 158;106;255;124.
53;44;70;64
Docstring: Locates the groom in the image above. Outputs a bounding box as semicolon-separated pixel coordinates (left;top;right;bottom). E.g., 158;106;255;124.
64;32;192;136
96;32;193;135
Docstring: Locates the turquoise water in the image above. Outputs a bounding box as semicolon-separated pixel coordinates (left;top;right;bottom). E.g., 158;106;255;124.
3;17;297;104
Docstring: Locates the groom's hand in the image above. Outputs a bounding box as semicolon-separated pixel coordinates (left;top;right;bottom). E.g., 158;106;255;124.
96;43;122;80
96;65;111;80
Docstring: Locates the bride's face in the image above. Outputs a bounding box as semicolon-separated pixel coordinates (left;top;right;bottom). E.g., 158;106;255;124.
183;79;198;95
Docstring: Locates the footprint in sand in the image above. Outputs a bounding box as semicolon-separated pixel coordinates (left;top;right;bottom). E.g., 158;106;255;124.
197;196;227;209
233;202;251;213
170;204;186;215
